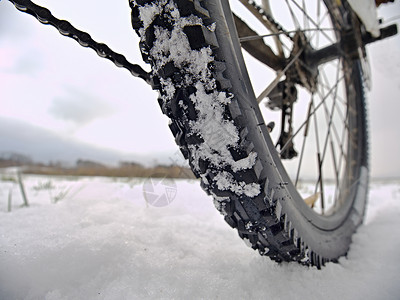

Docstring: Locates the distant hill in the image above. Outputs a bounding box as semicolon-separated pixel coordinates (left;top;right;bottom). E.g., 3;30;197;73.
0;117;183;167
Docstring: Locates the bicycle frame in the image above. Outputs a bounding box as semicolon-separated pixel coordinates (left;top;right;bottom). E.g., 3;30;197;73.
244;0;396;70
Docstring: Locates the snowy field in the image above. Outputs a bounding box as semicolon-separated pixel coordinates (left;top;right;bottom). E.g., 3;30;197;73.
0;171;400;300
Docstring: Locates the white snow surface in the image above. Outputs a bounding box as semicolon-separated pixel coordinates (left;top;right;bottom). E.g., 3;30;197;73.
1;174;400;299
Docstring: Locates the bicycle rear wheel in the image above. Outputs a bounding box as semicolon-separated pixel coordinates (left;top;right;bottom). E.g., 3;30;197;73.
130;0;368;267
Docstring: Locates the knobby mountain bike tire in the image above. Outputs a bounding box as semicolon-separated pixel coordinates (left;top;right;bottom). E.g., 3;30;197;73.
130;0;369;268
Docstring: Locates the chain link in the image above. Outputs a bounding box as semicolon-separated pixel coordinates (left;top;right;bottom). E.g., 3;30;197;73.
246;0;292;40
7;0;152;85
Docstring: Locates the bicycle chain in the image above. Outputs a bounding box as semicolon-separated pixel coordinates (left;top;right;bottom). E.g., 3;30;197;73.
7;0;289;85
7;0;152;85
246;0;293;40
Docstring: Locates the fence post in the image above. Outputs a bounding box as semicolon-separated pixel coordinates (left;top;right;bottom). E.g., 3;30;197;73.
17;171;29;207
8;187;12;212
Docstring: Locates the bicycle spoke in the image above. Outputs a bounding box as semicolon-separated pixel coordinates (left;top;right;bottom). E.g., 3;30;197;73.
279;75;345;155
295;101;313;187
319;62;341;166
289;0;335;43
316;0;321;46
312;100;322;191
330;140;340;188
334;79;353;206
302;0;310;33
318;81;354;144
311;96;326;214
319;68;354;158
317;153;325;214
314;93;329;215
310;10;330;46
334;134;348;206
316;88;347;167
317;72;346;212
321;67;344;193
238;0;285;56
285;0;301;29
319;79;347;106
317;0;321;24
257;47;304;103
238;28;335;42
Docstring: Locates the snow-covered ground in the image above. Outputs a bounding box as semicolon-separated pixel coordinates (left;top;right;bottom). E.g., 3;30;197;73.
0;172;399;299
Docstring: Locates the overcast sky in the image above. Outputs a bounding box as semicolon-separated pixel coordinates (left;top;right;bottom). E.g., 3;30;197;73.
0;0;180;166
0;0;400;177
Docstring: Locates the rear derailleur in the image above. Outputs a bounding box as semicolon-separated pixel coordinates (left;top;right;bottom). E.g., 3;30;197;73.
267;80;298;160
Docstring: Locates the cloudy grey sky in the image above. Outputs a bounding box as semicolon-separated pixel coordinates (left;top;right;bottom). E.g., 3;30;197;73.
0;0;180;166
0;0;400;177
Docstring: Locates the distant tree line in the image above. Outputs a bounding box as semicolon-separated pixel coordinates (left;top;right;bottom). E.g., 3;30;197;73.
0;152;195;179
0;152;33;167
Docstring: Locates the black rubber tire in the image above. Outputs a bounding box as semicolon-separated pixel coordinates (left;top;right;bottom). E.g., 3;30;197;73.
130;0;369;268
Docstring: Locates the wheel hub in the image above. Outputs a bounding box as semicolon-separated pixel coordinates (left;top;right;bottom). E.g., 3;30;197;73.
289;31;319;93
